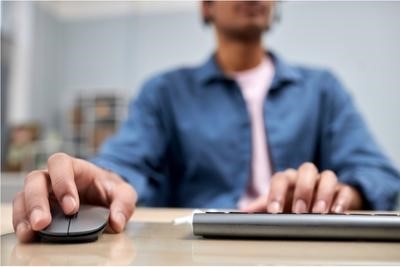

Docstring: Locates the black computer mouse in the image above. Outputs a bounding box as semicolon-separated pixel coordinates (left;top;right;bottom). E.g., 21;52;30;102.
39;205;110;243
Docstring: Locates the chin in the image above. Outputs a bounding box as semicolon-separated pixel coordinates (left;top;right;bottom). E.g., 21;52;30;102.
239;17;269;31
239;21;269;36
230;25;266;41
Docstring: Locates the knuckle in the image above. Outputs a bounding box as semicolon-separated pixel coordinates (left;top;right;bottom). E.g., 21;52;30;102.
13;191;24;206
298;183;315;195
284;169;297;183
340;185;352;194
321;170;338;182
128;185;137;200
24;170;43;185
123;183;137;203
47;152;69;166
284;168;297;176
295;179;315;197
131;191;138;204
300;162;318;172
271;172;289;187
272;171;285;180
321;170;335;177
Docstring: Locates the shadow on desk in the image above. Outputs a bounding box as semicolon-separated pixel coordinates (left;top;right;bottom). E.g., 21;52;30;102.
2;222;400;265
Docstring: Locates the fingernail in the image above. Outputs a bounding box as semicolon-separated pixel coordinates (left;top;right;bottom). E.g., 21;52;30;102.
313;200;327;213
30;209;43;226
334;204;344;213
62;195;77;214
267;201;281;213
294;199;307;213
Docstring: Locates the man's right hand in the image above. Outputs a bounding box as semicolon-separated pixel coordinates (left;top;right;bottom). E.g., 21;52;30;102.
12;153;137;242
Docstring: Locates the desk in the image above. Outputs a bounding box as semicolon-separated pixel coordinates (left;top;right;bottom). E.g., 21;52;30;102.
1;204;400;265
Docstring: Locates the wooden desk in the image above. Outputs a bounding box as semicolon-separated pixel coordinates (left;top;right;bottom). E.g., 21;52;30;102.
1;204;400;265
0;204;191;235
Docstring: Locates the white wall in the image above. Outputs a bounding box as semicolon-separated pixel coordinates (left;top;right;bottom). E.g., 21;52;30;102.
5;2;35;124
6;1;400;165
31;3;62;129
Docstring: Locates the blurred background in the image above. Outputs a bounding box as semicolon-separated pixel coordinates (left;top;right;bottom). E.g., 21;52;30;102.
1;1;400;202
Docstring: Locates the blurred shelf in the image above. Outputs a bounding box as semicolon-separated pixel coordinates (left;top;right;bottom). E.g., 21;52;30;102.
65;91;128;159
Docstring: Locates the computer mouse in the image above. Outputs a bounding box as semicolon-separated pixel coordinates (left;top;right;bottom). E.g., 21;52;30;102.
38;205;110;243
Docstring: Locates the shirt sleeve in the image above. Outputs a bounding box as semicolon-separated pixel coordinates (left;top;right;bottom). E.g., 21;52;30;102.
319;71;400;210
90;76;171;206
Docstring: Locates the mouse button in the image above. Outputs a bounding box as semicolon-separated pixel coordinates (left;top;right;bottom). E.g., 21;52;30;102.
39;211;70;236
68;206;110;236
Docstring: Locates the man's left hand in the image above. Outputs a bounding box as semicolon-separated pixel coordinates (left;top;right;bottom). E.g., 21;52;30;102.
242;162;363;213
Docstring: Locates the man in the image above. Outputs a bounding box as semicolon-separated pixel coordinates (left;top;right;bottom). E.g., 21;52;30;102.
13;1;400;242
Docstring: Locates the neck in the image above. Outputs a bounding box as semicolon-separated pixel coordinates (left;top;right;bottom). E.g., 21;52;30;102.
216;33;266;73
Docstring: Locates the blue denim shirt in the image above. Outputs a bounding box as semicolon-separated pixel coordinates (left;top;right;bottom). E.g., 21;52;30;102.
92;52;400;210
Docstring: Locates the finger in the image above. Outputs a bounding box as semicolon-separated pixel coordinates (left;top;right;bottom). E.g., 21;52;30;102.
241;169;297;213
292;162;319;213
266;172;292;213
283;168;297;183
312;170;338;213
13;192;36;242
23;171;52;231
47;153;80;214
72;160;109;206
240;195;268;212
105;179;137;233
331;185;354;213
54;159;134;232
281;169;297;212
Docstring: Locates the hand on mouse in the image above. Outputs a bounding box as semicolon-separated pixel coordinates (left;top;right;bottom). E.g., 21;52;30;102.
242;162;363;214
12;152;137;242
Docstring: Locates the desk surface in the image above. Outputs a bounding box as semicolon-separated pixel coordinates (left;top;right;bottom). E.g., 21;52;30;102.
1;204;400;265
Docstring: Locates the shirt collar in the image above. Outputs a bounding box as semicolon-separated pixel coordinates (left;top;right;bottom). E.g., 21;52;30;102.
196;51;302;90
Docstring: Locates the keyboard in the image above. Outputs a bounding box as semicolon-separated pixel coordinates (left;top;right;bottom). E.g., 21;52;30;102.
192;211;400;240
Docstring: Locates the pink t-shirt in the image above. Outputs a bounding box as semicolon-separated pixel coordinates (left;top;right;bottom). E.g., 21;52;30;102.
230;56;275;209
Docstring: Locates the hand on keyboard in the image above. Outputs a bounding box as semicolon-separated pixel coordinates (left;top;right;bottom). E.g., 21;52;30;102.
241;162;363;214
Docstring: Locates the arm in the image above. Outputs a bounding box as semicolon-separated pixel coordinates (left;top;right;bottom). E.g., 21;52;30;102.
91;76;171;206
319;71;400;210
242;70;399;214
12;76;170;242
